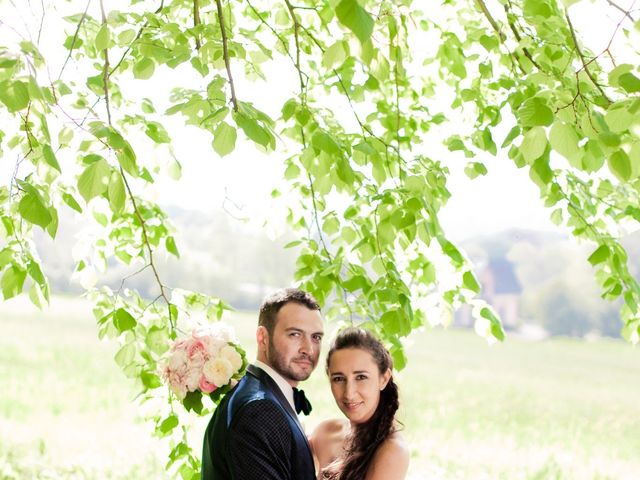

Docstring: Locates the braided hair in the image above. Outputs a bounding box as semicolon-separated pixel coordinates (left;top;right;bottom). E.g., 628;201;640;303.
321;327;400;480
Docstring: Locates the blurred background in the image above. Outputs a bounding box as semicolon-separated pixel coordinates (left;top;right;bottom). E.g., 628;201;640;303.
2;203;640;479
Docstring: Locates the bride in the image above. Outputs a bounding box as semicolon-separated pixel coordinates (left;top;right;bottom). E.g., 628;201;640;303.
310;327;409;480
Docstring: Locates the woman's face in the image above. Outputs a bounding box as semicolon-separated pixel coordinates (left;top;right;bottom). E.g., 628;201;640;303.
328;347;391;425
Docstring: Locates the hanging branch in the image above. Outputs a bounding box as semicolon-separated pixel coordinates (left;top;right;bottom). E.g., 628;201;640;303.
283;0;306;102
58;0;91;80
98;0;174;330
606;0;637;22
214;0;238;112
502;3;542;71
194;0;202;50
565;12;612;106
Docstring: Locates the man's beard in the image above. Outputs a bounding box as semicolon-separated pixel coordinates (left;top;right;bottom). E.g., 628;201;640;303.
267;337;315;382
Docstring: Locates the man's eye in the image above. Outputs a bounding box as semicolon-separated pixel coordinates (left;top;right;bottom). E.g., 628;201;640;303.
312;334;323;342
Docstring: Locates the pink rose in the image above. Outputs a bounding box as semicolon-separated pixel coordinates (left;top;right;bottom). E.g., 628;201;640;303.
199;375;217;394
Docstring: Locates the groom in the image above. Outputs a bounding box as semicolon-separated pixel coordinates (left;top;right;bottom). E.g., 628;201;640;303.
201;288;324;480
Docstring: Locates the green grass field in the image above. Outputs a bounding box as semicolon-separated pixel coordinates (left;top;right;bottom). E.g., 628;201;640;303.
1;296;639;479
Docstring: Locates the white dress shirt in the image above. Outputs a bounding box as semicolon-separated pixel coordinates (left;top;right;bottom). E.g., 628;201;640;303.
253;359;296;413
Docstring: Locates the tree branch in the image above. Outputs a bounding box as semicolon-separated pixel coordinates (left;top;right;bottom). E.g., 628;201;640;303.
58;0;92;80
283;0;306;101
565;12;612;106
475;0;506;40
501;3;542;71
214;0;238;112
108;0;165;78
606;0;637;22
245;0;298;68
194;0;201;50
99;0;112;125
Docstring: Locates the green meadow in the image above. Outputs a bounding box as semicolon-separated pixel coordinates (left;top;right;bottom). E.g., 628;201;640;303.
1;296;639;479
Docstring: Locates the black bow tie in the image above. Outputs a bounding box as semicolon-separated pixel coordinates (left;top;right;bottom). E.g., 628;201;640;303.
293;387;312;415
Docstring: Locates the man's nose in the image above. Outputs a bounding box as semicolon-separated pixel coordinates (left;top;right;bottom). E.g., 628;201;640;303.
300;335;313;355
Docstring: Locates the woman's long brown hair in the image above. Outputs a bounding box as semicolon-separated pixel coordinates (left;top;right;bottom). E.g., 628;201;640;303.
321;327;400;480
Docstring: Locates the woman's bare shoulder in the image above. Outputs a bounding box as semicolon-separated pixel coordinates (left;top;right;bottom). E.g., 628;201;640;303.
365;433;410;480
311;418;349;438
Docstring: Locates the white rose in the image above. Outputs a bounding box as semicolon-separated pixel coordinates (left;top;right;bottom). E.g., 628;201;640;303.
203;358;234;387
203;336;225;358
185;365;201;391
168;349;188;372
220;345;243;373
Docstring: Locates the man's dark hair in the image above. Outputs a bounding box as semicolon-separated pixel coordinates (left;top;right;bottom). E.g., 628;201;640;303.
258;288;320;335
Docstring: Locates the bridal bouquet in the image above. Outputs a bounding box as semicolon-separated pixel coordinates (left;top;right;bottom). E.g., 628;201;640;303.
161;323;247;407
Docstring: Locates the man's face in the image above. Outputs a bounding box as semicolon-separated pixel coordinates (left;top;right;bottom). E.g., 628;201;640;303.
260;302;324;386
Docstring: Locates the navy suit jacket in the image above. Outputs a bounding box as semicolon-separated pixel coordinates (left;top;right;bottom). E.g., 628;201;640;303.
201;364;315;480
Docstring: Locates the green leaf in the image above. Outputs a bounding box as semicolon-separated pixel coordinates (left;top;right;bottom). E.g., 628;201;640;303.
95;24;110;51
141;371;162;389
480;307;504;341
212;122;237;156
588;244;609;266
114;343;135;368
618;72;640;93
108;172;126;214
144;121;171;143
77;158;111;203
133;58;155;80
62;193;83;213
462;271;480;293
608;150;631;181
46;207;58;239
335;0;374;44
1;266;26;299
18;191;52;228
27;260;48;301
517;97;553;127
235;113;271;148
439;238;464;266
114;308;136;332
549;121;580;162
530;156;553;187
605;104;633;133
464;162;488;179
166;236;179;258
146;326;169;355
322;41;347;69
183;391;203;414
312;131;341;155
159;415;179;434
520;126;547;163
42;145;61;172
501;126;521;148
116;144;138;177
0;80;30;112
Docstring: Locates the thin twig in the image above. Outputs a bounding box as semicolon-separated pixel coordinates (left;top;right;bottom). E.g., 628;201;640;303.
119;167;175;330
108;0;165;78
475;0;506;40
37;0;45;45
214;0;238;112
194;0;201;50
565;12;612;105
99;0;112;125
606;0;637;22
283;0;306;101
58;0;92;80
502;3;542;71
245;0;299;68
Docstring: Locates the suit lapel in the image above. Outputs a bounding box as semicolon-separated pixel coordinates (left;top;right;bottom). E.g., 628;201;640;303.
247;364;312;451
